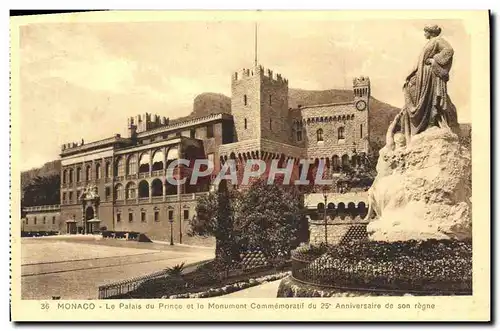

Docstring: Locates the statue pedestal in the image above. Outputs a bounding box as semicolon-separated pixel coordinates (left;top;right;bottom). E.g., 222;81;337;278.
367;127;471;242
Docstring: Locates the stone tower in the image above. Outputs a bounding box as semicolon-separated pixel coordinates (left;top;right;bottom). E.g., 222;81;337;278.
231;65;289;144
352;76;371;152
353;76;371;108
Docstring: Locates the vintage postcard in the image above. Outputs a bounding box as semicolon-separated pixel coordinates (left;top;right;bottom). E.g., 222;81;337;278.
10;10;490;322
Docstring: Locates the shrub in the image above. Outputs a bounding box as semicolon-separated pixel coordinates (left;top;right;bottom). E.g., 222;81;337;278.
292;242;329;262
165;263;186;278
293;239;472;294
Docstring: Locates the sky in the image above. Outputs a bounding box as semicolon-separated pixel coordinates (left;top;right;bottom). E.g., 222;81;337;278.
18;17;471;171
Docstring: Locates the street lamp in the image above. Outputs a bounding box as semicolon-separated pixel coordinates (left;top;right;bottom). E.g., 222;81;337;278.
322;186;328;245
169;217;174;246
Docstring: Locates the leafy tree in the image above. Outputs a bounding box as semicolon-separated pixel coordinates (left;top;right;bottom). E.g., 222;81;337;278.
236;179;308;265
22;174;60;207
189;180;240;267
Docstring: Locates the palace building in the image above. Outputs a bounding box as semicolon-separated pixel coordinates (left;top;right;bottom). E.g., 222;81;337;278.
43;63;395;246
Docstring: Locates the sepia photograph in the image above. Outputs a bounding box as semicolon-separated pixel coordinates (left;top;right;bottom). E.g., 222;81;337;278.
9;10;490;322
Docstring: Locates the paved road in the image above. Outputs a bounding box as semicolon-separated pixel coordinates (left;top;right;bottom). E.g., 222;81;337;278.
21;236;214;300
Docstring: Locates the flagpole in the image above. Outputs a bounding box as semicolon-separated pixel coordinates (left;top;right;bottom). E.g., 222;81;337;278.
254;22;258;66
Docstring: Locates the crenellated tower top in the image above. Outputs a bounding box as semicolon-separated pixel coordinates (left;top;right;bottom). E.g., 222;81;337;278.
232;65;288;85
127;113;169;137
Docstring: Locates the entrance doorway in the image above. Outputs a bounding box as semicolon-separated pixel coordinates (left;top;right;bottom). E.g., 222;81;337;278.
66;222;77;234
85;206;99;234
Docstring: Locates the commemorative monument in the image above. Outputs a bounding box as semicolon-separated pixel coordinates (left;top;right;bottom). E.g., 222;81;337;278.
279;25;472;297
365;24;471;242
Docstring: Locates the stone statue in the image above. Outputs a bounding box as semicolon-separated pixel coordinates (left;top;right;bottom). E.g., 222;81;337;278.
363;111;405;221
401;25;459;142
80;185;99;201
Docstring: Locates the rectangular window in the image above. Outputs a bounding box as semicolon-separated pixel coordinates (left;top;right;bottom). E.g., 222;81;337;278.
76;190;81;200
117;213;121;222
168;210;174;221
269;94;272;106
206;124;214;138
62;193;67;204
141;211;146;222
25;218;28;225
52;216;56;224
105;187;111;200
69;192;73;203
297;130;303;142
360;124;363;138
129;213;133;222
183;210;189;220
190;129;196;138
34;217;37;225
154;211;159;222
43;216;46;224
244;94;247;106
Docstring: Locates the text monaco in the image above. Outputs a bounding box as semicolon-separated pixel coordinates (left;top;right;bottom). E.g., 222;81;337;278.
164;158;341;186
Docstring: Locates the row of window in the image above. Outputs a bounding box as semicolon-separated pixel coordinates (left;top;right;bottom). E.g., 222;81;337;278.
141;124;215;144
62;163;111;184
242;94;273;107
25;215;56;225
295;124;364;143
240;122;362;143
116;209;190;223
62;187;111;204
242;118;274;131
63;152;215;182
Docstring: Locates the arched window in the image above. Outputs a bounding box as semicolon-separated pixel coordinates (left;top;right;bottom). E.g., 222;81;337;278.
114;184;124;200
69;169;74;183
138;180;149;198
332;155;340;172
338;127;345;140
317;128;324;142
166;147;178;168
127;155;137;175
296;121;303;142
85;165;91;181
341;154;350;167
76;167;82;182
151;179;163;197
62;170;67;184
139;153;150;173
95;163;101;179
115;157;125;177
125;182;136;200
152;150;164;171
